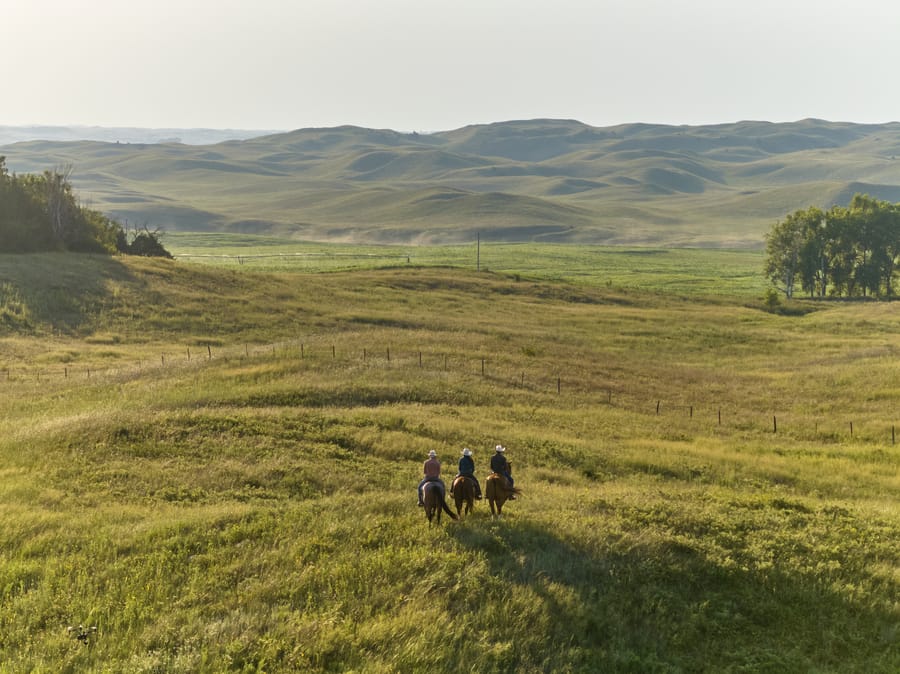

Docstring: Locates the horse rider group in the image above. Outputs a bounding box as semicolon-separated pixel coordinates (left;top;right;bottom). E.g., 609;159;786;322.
417;444;515;507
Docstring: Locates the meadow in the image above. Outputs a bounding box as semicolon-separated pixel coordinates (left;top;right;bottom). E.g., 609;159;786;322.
0;246;897;672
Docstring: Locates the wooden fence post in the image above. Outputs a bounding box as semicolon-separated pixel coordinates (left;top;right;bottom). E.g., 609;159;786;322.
773;416;777;433
656;401;660;415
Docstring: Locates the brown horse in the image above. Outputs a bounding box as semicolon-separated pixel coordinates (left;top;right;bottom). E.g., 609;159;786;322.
450;475;476;518
485;466;520;519
423;481;458;524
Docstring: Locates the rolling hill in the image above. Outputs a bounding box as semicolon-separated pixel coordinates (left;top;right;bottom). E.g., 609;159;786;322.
3;118;900;247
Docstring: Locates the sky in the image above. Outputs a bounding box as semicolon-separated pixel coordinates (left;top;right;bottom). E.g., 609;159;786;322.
5;0;899;133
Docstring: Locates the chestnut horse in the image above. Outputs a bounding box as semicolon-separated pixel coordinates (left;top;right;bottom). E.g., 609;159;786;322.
423;481;458;524
485;465;520;519
450;475;477;518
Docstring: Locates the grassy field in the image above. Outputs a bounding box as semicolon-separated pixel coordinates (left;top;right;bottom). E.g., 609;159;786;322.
164;232;769;298
0;249;897;672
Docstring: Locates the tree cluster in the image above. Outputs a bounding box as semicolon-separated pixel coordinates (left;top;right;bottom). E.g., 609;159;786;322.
765;194;900;299
0;157;170;257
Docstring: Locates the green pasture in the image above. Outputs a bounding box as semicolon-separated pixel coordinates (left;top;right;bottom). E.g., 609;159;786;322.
0;252;897;672
164;232;769;298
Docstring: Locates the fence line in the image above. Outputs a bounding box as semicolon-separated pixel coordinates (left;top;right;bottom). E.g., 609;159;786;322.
3;338;898;445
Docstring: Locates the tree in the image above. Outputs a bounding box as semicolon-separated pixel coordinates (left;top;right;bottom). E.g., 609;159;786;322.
765;208;819;298
766;194;900;299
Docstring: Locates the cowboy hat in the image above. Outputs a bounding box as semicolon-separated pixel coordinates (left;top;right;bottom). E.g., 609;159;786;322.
462;448;472;456
495;445;506;452
428;450;437;457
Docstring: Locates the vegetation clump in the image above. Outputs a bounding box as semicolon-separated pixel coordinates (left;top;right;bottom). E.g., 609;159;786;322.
765;193;900;299
0;156;169;257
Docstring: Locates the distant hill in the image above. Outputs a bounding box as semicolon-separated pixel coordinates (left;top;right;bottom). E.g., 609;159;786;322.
4;118;900;247
0;125;281;146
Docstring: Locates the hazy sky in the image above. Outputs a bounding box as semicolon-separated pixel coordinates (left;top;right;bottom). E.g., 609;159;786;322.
6;0;899;132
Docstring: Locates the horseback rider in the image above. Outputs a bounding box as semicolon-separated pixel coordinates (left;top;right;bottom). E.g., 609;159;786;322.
455;447;482;499
490;444;515;499
418;450;444;507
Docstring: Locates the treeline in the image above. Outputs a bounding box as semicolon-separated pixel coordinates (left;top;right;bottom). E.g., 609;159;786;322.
765;193;900;299
0;157;170;256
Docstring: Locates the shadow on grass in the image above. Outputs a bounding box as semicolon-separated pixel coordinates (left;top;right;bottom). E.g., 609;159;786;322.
0;253;144;334
448;517;898;673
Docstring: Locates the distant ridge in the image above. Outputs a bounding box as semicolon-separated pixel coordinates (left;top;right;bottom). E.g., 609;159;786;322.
0;125;281;146
4;118;900;247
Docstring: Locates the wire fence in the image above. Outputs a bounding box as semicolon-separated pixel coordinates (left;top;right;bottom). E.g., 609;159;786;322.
3;337;899;446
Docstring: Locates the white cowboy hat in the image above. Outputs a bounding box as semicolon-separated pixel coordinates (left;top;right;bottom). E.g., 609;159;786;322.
462;448;472;456
495;445;506;452
428;450;437;458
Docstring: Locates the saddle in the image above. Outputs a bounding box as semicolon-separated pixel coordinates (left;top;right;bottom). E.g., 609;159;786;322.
423;479;445;498
452;475;472;490
488;472;511;489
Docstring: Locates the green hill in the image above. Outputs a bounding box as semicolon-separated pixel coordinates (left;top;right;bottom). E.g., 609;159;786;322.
4;118;900;246
0;253;898;671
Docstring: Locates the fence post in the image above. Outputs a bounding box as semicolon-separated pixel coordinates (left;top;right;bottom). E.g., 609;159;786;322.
773;416;777;433
387;348;390;363
557;377;561;394
481;359;485;376
690;406;693;418
850;422;853;438
656;401;660;415
718;408;721;425
893;425;895;444
419;351;422;368
208;344;212;359
332;345;335;359
187;347;191;361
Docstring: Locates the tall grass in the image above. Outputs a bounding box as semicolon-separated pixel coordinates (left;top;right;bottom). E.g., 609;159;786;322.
0;252;897;672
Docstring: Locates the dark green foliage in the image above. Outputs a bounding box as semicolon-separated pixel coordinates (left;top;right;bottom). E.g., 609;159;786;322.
766;194;900;298
121;227;173;258
0;156;169;257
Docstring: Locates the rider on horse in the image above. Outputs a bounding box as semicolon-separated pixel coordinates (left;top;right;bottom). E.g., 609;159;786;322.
490;444;515;499
454;447;482;499
418;450;444;507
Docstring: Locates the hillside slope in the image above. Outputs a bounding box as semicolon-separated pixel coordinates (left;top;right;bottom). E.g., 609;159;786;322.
4;119;900;247
0;255;897;672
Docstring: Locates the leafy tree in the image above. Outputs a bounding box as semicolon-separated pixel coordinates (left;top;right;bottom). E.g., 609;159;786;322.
0;159;169;257
766;194;900;298
765;207;815;298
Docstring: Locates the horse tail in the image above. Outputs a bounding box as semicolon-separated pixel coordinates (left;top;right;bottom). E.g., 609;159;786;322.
440;491;458;520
